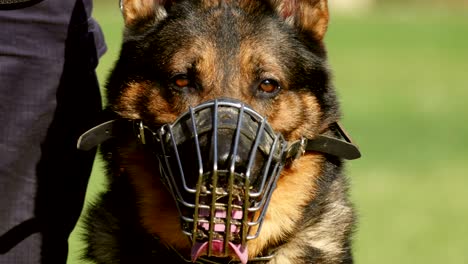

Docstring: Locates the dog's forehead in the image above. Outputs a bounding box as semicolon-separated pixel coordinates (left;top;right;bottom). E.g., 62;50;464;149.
157;3;291;70
179;0;265;14
160;1;278;39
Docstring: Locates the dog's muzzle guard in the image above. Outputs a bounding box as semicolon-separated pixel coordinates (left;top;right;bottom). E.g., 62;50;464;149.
77;98;361;263
155;99;286;262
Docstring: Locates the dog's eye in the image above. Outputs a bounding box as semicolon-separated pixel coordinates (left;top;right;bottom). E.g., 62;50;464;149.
172;75;190;89
259;79;280;94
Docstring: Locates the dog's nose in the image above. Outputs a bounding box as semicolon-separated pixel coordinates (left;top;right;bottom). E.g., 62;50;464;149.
208;106;253;172
208;108;264;187
175;103;267;190
206;126;267;191
214;128;250;171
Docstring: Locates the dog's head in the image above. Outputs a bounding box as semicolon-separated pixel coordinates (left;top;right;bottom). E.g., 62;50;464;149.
106;0;341;263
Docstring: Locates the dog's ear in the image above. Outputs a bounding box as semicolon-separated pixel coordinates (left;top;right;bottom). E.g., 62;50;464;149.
268;0;329;40
121;0;172;26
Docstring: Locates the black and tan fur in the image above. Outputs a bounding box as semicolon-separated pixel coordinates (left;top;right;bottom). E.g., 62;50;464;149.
83;0;355;263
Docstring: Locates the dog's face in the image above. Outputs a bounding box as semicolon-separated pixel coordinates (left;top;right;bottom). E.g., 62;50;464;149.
106;0;340;262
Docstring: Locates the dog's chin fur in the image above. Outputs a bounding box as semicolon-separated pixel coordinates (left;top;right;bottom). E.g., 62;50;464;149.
82;1;356;263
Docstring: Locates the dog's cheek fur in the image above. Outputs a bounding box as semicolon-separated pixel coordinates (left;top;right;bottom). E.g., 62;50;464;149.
111;81;180;125
246;154;324;258
267;91;323;141
116;143;192;252
262;163;355;264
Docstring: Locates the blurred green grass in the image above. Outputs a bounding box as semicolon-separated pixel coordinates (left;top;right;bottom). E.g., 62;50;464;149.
326;8;468;264
68;3;468;264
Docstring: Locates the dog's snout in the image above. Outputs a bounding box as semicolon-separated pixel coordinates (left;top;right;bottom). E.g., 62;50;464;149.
166;100;281;198
214;128;250;171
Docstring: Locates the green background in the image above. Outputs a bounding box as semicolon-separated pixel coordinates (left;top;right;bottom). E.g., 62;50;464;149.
68;2;468;264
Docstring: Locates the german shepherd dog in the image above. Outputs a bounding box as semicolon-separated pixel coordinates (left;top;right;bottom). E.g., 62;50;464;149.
78;0;361;263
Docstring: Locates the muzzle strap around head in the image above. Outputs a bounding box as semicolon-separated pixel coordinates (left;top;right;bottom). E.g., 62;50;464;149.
77;120;360;161
285;122;361;162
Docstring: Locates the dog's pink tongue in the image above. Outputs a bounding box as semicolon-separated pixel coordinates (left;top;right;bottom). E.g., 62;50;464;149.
191;240;248;264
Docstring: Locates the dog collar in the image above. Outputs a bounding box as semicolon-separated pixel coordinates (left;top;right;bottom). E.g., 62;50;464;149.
77;119;360;161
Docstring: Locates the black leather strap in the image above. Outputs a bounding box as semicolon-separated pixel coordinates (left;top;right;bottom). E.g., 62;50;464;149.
0;218;40;254
78;120;361;160
77;119;128;151
304;123;361;160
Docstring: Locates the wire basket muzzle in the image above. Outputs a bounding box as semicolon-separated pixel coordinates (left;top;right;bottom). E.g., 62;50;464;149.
156;99;288;250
